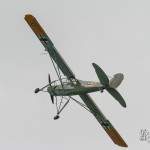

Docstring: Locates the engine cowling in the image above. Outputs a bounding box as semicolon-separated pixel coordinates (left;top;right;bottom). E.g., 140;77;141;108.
109;73;124;88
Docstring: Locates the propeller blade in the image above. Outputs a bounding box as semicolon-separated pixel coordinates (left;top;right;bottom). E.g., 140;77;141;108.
51;95;54;104
34;88;40;93
48;74;54;104
48;74;51;84
92;63;109;86
106;88;126;108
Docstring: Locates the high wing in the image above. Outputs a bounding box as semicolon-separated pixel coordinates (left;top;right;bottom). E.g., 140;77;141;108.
79;94;128;147
24;14;75;80
25;14;127;147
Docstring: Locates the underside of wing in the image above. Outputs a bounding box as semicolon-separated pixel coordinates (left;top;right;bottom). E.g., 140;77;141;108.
101;120;128;147
79;94;128;147
24;14;75;79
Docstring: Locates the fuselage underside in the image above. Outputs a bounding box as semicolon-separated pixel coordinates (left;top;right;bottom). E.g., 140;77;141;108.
47;80;103;96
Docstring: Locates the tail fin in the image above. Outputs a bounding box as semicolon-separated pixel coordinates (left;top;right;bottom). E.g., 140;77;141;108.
109;73;124;88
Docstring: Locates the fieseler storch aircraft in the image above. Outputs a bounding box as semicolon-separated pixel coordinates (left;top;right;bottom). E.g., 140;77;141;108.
24;14;128;147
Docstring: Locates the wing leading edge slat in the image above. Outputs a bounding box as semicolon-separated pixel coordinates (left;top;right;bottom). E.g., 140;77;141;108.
24;14;75;79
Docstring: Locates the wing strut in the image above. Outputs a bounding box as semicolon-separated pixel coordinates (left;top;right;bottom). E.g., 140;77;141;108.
49;55;63;87
70;96;91;113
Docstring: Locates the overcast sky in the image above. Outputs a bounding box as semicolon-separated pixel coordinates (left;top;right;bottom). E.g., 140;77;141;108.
0;0;150;149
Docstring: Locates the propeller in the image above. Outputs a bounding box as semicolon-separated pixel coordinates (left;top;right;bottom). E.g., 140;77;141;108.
48;74;51;84
34;74;54;104
92;63;126;108
48;74;54;104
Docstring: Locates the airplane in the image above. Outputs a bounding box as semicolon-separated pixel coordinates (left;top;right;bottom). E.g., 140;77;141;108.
24;14;128;147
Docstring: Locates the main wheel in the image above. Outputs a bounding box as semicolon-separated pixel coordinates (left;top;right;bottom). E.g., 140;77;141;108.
54;115;60;120
34;88;40;93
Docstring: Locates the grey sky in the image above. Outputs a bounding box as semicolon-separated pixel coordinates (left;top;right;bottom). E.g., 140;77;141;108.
0;0;150;149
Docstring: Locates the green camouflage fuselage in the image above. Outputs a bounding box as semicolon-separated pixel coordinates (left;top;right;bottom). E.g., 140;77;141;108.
47;80;102;96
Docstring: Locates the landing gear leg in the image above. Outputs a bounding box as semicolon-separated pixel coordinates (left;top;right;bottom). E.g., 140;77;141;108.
53;99;70;120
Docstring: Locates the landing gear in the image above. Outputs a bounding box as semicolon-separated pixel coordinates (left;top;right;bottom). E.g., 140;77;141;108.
54;115;60;120
34;88;40;93
53;98;70;120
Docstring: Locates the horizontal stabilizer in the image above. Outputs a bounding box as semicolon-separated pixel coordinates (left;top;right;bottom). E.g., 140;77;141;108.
106;88;126;107
92;63;109;86
92;63;126;107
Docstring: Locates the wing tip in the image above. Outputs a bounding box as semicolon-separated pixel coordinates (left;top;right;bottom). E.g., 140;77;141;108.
24;14;34;19
105;127;128;147
24;14;46;36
